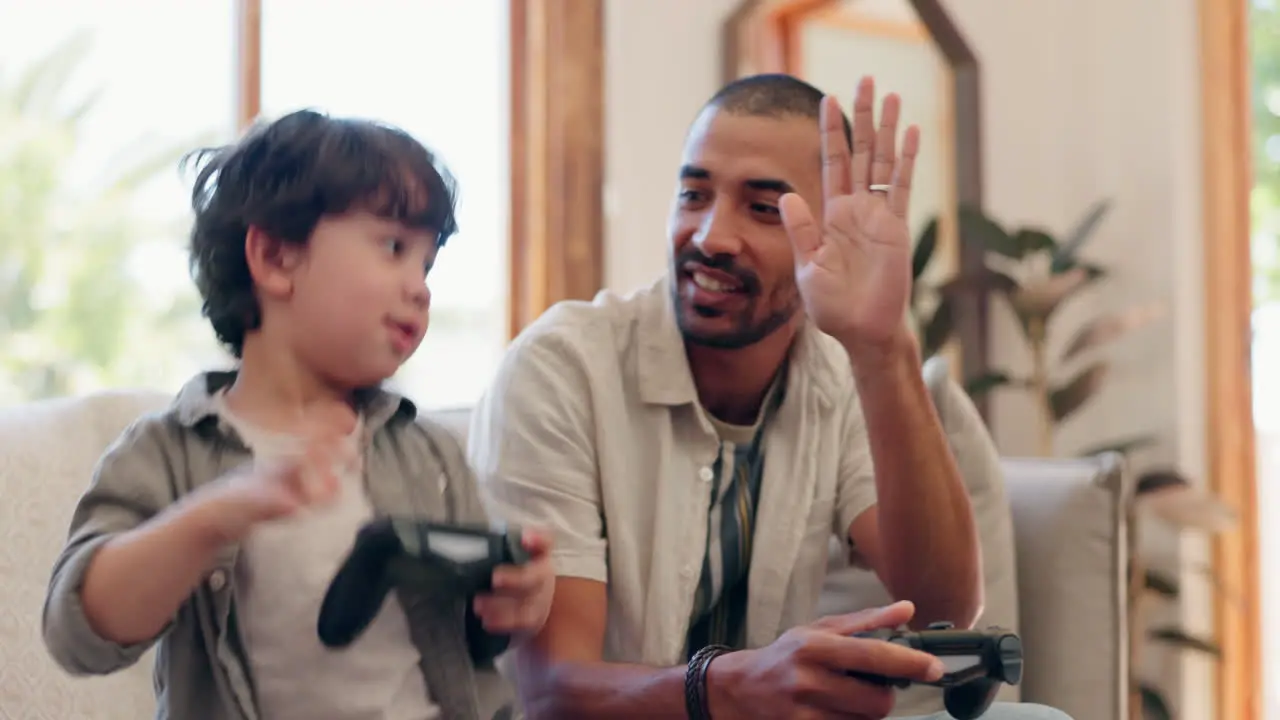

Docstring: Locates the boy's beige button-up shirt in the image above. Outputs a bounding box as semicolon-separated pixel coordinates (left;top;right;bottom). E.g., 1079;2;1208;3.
469;278;878;667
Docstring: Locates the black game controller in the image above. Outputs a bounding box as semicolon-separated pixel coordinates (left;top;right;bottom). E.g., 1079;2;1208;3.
317;517;529;648
845;622;1023;720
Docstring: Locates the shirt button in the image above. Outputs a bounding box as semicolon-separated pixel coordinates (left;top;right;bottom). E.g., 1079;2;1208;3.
208;569;228;592
698;466;714;482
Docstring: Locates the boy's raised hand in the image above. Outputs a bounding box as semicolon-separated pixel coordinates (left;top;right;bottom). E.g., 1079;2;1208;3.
471;529;555;638
192;402;359;545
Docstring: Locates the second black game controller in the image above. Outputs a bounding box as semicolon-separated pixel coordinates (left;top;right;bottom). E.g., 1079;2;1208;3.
316;517;529;648
845;622;1023;720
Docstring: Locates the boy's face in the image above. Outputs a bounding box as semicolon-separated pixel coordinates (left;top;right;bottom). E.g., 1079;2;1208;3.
256;209;436;388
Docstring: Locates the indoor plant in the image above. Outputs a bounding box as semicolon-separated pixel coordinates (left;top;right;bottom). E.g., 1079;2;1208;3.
950;200;1235;720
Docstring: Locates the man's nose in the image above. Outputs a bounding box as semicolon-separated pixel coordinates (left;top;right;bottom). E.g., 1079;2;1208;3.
691;202;743;257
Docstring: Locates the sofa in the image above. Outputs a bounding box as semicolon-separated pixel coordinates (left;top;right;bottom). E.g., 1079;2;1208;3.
0;364;1132;720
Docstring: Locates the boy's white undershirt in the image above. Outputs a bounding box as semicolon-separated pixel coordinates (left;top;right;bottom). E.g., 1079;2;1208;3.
215;392;439;720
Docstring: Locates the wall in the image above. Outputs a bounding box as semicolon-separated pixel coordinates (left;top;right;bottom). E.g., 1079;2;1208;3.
604;0;1212;716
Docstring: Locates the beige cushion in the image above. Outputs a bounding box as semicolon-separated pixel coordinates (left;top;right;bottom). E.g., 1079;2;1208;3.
814;356;1021;715
0;390;170;719
1003;454;1130;720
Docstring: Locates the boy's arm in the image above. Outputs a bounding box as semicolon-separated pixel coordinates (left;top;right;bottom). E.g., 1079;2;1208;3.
414;416;513;664
42;416;215;675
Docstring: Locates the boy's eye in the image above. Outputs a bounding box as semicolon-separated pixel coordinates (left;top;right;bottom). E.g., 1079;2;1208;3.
383;237;405;255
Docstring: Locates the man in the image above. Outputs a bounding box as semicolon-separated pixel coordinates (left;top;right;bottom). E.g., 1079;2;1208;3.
469;74;1070;719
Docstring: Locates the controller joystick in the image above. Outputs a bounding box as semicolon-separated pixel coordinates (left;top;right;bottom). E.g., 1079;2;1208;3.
844;622;1023;720
316;517;528;648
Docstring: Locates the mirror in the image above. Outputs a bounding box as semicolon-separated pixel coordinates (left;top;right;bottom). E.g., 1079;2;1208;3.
722;0;989;417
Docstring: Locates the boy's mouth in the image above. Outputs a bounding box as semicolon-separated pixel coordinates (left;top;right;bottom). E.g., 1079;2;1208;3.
385;318;421;352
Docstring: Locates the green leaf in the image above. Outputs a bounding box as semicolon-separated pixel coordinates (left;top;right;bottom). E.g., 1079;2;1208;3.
1048;362;1109;421
921;296;954;359
99;132;213;198
1145;570;1179;599
1140;683;1173;720
912;217;939;281
1059;303;1164;362
1141;478;1238;532
1149;627;1222;657
1012;228;1056;257
938;269;1019;297
958;205;1019;258
1052;258;1108;280
1051;199;1112;272
8;30;95;117
965;371;1013;398
1135;469;1190;496
1077;434;1159;457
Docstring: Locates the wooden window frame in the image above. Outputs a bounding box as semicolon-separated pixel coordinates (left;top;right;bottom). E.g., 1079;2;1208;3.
235;0;260;132
1199;0;1263;717
507;0;605;338
233;0;606;341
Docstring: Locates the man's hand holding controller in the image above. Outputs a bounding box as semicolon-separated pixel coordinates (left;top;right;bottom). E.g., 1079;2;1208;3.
703;601;944;720
80;403;358;646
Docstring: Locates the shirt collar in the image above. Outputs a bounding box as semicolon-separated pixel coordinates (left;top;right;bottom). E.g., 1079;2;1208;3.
169;369;416;432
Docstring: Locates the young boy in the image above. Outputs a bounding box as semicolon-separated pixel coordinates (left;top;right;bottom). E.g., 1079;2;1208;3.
41;110;553;720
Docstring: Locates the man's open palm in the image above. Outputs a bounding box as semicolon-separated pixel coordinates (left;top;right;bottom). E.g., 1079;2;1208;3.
779;76;920;348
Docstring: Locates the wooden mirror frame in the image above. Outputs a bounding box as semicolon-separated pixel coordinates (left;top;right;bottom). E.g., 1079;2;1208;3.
722;0;990;418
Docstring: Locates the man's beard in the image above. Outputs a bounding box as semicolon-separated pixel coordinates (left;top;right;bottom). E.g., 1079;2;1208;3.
670;250;800;350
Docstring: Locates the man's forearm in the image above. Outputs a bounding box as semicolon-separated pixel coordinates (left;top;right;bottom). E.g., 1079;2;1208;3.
845;333;983;628
520;658;688;720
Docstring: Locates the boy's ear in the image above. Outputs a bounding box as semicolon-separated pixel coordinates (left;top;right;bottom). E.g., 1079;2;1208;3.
245;225;304;300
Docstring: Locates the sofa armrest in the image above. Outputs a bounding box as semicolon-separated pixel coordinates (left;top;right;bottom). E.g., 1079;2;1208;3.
1003;452;1132;720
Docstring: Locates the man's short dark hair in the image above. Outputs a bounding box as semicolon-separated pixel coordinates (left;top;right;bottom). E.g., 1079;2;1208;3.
182;109;459;357
704;72;852;150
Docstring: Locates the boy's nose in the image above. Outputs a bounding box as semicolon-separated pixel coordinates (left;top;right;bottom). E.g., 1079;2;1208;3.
407;280;430;310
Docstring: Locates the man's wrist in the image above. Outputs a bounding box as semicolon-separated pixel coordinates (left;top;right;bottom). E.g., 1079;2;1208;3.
840;328;919;383
700;647;743;718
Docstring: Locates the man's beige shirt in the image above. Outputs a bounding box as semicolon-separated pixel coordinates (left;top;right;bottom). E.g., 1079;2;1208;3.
469;278;877;667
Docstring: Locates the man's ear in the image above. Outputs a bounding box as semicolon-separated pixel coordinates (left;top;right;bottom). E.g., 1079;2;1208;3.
245;225;304;300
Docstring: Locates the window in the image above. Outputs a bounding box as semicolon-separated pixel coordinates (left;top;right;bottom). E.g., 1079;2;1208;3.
1250;0;1280;715
0;0;236;405
259;0;510;410
0;0;510;411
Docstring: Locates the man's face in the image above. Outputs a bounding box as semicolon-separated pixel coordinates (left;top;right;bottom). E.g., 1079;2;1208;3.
667;108;824;349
